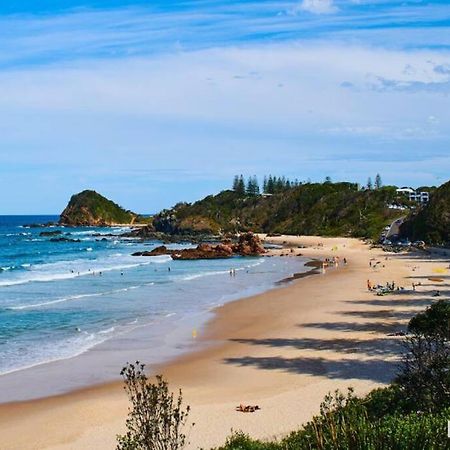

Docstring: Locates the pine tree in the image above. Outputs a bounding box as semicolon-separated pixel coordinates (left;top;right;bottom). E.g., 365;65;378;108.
263;176;268;194
324;176;332;184
246;177;254;195
375;173;382;189
267;176;274;194
236;175;246;196
253;176;260;195
232;175;239;192
275;177;283;193
367;177;373;190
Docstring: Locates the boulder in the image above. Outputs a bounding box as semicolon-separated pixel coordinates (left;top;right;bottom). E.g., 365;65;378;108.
132;246;172;257
40;230;62;236
171;243;232;260
232;233;265;256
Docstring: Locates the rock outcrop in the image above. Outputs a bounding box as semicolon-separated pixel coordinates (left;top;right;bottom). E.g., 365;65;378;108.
132;246;170;257
232;232;265;256
59;190;137;226
131;233;266;260
171;243;234;260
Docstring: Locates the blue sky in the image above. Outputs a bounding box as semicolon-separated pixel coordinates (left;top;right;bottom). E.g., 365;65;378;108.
0;0;449;213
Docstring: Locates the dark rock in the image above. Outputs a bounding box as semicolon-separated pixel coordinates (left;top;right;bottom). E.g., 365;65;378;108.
50;237;81;243
23;222;57;228
132;246;172;257
40;230;62;237
131;233;265;261
171;243;233;260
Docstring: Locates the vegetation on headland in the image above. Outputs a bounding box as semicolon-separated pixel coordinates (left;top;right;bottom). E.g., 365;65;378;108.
400;180;450;246
60;176;449;245
118;300;449;449
152;179;404;240
59;190;150;226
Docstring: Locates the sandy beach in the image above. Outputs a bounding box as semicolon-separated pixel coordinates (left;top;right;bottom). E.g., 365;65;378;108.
0;235;448;450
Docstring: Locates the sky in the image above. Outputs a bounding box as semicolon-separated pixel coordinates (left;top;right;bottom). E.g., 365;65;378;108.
0;0;449;214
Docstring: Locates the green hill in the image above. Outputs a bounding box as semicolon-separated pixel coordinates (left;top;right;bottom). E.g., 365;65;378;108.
59;190;138;226
153;182;402;240
400;180;450;246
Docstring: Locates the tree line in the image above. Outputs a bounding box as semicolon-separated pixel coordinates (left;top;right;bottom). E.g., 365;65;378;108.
232;173;383;196
232;175;301;195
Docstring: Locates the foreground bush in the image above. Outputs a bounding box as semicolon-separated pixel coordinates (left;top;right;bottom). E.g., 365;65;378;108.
117;362;191;450
216;300;450;450
216;391;448;450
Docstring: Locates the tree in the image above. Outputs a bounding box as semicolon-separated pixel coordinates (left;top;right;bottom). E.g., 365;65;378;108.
397;334;450;412
375;173;382;189
235;175;245;196
245;176;260;196
252;176;260;195
262;176;268;194
117;362;191;450
367;177;373;190
232;175;239;192
397;301;450;412
408;300;450;340
324;176;332;184
267;175;274;194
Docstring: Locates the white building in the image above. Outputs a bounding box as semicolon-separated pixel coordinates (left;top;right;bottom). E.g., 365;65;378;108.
396;187;429;203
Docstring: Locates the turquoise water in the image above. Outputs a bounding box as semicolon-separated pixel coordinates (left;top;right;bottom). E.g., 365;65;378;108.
0;216;307;380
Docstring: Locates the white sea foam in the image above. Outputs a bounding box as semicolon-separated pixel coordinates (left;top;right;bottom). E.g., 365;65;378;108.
6;283;155;310
98;326;115;334
0;324;123;376
181;269;231;281
0;254;156;287
180;258;264;282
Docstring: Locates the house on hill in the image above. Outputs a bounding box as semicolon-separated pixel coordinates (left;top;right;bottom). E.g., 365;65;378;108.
396;187;429;204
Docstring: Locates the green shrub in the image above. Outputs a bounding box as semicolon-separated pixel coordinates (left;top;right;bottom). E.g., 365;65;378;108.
117;362;191;450
408;300;450;340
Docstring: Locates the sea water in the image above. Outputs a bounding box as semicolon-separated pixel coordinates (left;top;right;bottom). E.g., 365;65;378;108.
0;215;308;401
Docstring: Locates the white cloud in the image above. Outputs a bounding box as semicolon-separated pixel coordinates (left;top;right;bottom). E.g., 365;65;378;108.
0;41;449;212
298;0;338;14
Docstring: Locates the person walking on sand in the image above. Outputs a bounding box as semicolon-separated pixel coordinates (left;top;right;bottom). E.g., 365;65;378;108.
367;279;372;291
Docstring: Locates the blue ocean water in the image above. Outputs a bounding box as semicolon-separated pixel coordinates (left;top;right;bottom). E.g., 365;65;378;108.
0;216;307;379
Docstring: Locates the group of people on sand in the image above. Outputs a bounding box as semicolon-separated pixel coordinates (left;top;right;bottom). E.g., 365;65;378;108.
322;256;346;269
367;279;405;295
235;404;260;413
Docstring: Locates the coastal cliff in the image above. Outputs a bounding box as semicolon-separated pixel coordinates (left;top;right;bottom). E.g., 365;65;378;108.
59;190;138;226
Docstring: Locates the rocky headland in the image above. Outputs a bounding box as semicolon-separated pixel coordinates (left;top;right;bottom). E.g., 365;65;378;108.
59;190;139;226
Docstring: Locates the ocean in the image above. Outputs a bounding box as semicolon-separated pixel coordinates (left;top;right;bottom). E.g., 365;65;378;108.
0;215;308;401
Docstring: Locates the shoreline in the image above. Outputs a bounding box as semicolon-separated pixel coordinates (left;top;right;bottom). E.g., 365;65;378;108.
0;254;309;403
0;235;447;449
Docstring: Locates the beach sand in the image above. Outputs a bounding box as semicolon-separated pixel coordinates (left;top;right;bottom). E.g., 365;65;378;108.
0;236;448;450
